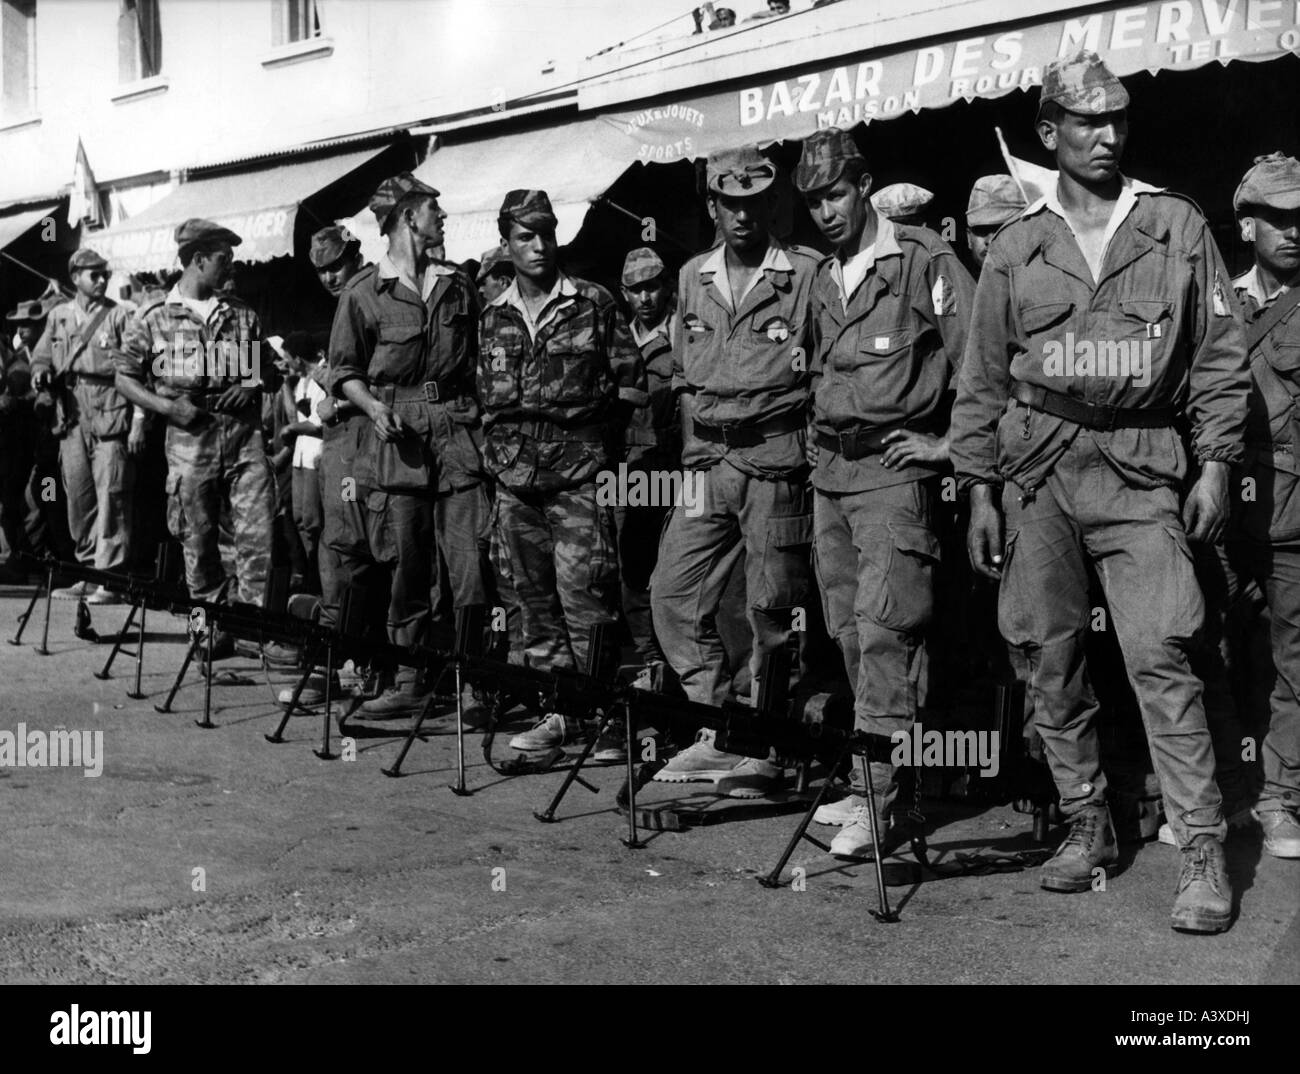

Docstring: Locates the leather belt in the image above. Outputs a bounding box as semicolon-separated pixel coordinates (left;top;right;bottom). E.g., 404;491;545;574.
506;417;605;443
1010;381;1175;431
66;372;116;387
815;421;932;461
377;380;460;405
625;425;679;448
693;409;804;448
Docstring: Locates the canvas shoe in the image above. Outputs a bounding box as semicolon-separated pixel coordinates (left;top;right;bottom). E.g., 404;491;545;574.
652;728;747;783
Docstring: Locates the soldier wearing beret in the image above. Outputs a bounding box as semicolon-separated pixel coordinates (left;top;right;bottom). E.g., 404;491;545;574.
793;128;975;858
1216;151;1300;859
949;51;1250;932
870;182;934;226
114;218;279;656
478;188;646;752
329;173;490;719
30;249;142;602
649;146;819;796
965;174;1026;272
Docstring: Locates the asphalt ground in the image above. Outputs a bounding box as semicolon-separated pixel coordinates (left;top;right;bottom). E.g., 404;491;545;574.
0;589;1297;986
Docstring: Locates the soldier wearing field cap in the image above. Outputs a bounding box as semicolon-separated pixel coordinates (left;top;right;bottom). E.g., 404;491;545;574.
31;248;141;601
1218;151;1300;859
965;174;1026;271
478;188;646;753
329;173;490;719
310;224;364;298
870;182;934;225
650;145;819;796
794;127;975;857
949;50;1251;932
114;218;278;655
476;245;515;306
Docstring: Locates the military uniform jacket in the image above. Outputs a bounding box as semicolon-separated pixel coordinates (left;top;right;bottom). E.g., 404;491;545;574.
33;297;135;438
673;240;818;478
478;274;646;492
624;311;680;465
809;218;974;493
1232;267;1300;543
950;180;1250;495
116;288;274;410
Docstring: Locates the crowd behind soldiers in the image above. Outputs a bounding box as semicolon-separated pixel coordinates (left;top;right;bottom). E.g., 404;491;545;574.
1;48;1297;937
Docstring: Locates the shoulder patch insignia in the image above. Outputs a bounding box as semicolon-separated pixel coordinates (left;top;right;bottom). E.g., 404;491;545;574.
932;274;954;316
1212;271;1230;318
759;316;791;342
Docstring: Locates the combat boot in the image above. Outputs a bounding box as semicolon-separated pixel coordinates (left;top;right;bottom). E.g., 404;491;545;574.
1170;834;1234;934
1040;804;1118;893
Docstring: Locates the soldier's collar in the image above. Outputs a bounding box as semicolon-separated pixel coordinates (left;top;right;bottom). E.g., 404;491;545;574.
490;272;576;310
699;241;792;280
1233;263;1297;307
377;254;444;301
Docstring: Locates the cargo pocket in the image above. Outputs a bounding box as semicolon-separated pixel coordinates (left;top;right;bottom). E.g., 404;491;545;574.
1158;522;1204;643
994;529;1031;646
878;522;939;633
759;513;813;610
164;472;188;541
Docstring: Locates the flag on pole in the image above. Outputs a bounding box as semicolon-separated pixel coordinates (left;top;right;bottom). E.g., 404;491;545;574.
68;138;103;229
995;127;1055;206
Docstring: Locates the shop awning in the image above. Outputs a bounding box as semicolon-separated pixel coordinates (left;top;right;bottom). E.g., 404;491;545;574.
595;0;1300;162
0;203;58;251
85;145;389;274
411;115;633;262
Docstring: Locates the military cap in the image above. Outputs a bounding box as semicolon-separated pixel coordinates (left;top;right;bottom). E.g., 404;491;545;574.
871;182;934;221
309;225;360;268
498;189;558;232
621;247;666;287
966;174;1027;227
705;146;777;197
67;247;109;274
476;245;514;282
793;128;866;194
1039;49;1129;118
5;298;51;323
174;218;242;249
369;172;441;232
1233;152;1300;214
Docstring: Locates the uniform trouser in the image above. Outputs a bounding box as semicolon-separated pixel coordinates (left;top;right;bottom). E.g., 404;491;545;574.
651;459;812;707
495;481;619;673
60;423;131;571
1214;540;1300;813
614;499;669;666
164;414;274;605
997;434;1225;846
0;448;32;563
291;465;329;595
319;419;374;631
365;482;489;679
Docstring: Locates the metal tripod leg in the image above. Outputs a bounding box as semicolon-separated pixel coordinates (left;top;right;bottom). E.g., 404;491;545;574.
532;713;603;823
94;600;139;681
265;650;319;744
382;687;441;778
447;661;469;793
313;646;336;759
194;626;216;728
9;570;46;646
757;746;846;888
860;754;899;923
127;606;147;699
156;632;201;713
620;703;645;849
36;565;55;655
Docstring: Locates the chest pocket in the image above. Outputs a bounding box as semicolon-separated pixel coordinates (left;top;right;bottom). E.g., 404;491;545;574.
540;338;603;406
834;323;912;373
1018;301;1074;338
1117;297;1173;340
680;313;717;383
478;321;524;409
374;319;425;376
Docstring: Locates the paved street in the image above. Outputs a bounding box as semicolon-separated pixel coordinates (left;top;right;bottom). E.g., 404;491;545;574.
1;590;1296;986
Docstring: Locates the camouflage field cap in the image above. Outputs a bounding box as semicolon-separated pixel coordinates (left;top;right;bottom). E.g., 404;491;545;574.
793;128;865;193
966;174;1027;227
871;182;934;221
309;225;361;268
706;146;777;196
621;246;666;286
369;173;440;231
476;245;514;282
1233;152;1300;213
68;248;109;274
498;189;559;232
1038;49;1129;118
174;218;242;249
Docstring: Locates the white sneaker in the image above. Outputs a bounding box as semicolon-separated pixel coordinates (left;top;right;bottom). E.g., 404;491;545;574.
509;713;577;752
278;674;327;710
714;757;783;798
51;580;91;600
814;793;867;827
829;803;891;859
1157;804;1255;846
653;728;747;783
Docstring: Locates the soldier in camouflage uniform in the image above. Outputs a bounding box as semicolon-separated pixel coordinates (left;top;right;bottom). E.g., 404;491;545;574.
33;249;143;602
478;189;647;752
114;218;278;658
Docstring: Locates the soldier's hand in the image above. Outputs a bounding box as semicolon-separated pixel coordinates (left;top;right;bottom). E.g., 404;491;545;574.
369;404;409;442
214;385;258;413
1183;461;1230;545
881;430;948;469
168;396;202;429
967;484;1005;580
317;397;337;425
127;421;146;456
804;429;819;468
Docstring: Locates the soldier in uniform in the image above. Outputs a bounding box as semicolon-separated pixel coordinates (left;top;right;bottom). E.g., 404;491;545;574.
476;245;515;306
114;219;278;657
949;52;1250;933
794;129;975;857
650;146;819;797
965;175;1026;272
871;182;934;226
329;174;490;719
1;300;47;576
1221;151;1300;858
30;250;142;601
477;189;646;752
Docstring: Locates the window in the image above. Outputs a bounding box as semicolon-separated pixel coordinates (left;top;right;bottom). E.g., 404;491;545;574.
119;0;162;83
273;0;320;46
1;0;36;116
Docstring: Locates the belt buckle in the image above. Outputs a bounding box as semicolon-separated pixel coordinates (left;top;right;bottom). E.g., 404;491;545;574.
717;421;740;447
421;381;440;404
1093;401;1118;431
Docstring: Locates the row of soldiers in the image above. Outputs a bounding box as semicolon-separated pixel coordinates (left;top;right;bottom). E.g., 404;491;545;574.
3;49;1297;937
